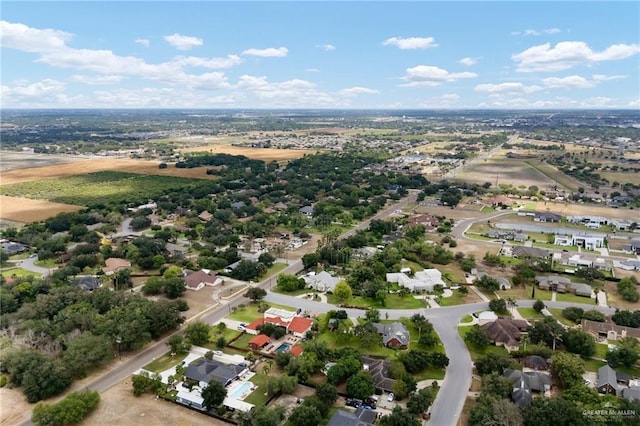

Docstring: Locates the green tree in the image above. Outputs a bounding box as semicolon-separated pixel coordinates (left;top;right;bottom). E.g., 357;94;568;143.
606;337;640;368
163;277;186;298
564;329;596;357
346;371;375;399
315;383;338;406
202;380;227;410
488;298;507;314
244;287;267;302
289;404;322;426
475;353;514;376
333;281;353;303
185;321;211;346
379;406;421;426
32;390;100;426
550;352;584;389
533;299;545;313
464;325;490;349
364;308;380;323
523;396;587;426
562;307;584;323
277;274;306;292
406;386;435;415
617;276;639;302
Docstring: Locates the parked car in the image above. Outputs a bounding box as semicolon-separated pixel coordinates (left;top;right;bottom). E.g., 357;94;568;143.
364;397;377;408
237;325;246;331
387;392;394;402
345;398;362;408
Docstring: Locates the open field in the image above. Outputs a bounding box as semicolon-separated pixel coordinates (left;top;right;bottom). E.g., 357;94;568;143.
454;158;558;190
0;171;197;206
532;201;638;220
178;143;314;161
524;160;581;192
0;195;83;223
600;171;640;186
0;157;216;186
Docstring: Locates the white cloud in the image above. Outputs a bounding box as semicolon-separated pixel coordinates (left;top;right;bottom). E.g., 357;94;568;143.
440;93;460;100
475;82;542;94
173;55;242;69
383;36;438;50
459;57;477;66
318;44;336;51
235;75;338;106
164;33;203;51
592;74;626;82
628;99;640;108
513;41;640;72
337;86;379;96
544;28;561;34
401;65;477;87
0;20;72;53
513;28;561;37
134;38;150;48
305;68;320;73
0;78;79;107
542;75;595;88
524;29;540;36
241;47;288;57
71;74;125;85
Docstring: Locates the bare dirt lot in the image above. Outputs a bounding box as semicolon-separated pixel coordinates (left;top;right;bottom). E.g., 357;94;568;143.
455;158;558;190
0;195;83;223
178;144;313;161
533;202;637;220
0;158;216;186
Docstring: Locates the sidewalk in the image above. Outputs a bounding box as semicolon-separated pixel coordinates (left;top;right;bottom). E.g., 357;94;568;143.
469;285;490;302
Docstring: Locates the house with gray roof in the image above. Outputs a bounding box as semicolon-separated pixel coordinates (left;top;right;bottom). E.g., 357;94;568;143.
534;212;562;223
299;205;314;217
72;276;102;292
184;358;248;388
327;407;377;426
504;369;551;407
304;271;343;292
511;246;549;259
361;356;395;392
623;386;640;401
597;365;619;395
1;241;26;255
373;322;410;349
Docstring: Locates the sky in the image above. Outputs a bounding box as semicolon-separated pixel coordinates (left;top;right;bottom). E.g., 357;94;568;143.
1;1;639;109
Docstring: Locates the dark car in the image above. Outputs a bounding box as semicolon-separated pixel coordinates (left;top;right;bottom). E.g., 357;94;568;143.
364;397;377;408
345;398;362;408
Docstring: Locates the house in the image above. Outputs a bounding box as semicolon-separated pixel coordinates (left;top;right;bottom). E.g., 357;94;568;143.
71;276;102;291
1;241;26;255
596;365;619;395
262;307;313;337
290;346;304;357
581;319;640;341
524;355;548;371
382;231;404;244
184;270;222;291
534;212;562;223
611;219;634;231
476;271;511;290
487;195;513;207
183;358;248;388
353;246;378;259
361;356;395;392
288;316;314;338
198;211;213;222
567;215;609;228
614;259;640;271
304;271;343;292
386;269;445;293
536;276;592;297
504;369;552;407
327;407;377;426
102;257;131;275
244;318;264;335
623;386;640;401
485;230;527;242
622;240;640;255
407;214;440;230
511;246;549;259
481;318;529;351
554;234;605;250
248;334;270;351
273;202;288;211
165;242;188;256
299;206;314;217
373;322;410;349
230;201;246;209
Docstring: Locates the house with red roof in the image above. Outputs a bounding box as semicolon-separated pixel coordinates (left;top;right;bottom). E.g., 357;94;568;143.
288;316;314;338
245;318;264;335
290;346;304;357
248;334;270;351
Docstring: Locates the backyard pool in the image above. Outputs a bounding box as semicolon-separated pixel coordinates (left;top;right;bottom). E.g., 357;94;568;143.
229;382;252;400
275;343;291;353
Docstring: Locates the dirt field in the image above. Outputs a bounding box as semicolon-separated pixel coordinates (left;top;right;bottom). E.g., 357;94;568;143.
0;158;216;186
455;158;558;190
0;195;83;223
178;144;313;161
414;205;486;221
533;201;637;220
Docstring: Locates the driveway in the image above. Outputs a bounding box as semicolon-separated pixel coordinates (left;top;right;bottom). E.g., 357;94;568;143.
20;256;54;277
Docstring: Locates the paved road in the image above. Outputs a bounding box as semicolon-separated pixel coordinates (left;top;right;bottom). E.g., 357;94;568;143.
19;256;53;277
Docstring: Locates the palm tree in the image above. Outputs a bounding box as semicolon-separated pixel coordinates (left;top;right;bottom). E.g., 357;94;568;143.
550;329;563;351
262;360;273;395
506;297;518;315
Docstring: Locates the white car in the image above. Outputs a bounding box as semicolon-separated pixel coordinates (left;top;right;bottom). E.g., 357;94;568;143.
387;392;394;402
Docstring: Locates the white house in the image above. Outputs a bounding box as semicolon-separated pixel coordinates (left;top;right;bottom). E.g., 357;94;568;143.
303;271;343;292
554;234;605;250
386;269;445;292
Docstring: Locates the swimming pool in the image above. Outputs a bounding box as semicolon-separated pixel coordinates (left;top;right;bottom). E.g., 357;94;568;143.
229;382;252;400
275;343;291;353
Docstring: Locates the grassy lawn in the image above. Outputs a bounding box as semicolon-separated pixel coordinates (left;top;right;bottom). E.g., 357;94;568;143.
594;343;608;359
583;358;606;372
533;242;579;252
34;258;57;268
227;302;296;323
413;367;446;380
458;326;509;361
556;293;594;304
326;293;425;309
1;268;41;278
399;259;424;272
317;330;398;358
438;290;480;307
271;287;313;297
245;373;269;406
517;307;544;319
460;315;473;323
264;262;287;277
144;351;188;373
547;308;577;327
499;287;552;301
228;332;255;350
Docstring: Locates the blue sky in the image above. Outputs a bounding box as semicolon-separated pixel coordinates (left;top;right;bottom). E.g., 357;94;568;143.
1;1;639;109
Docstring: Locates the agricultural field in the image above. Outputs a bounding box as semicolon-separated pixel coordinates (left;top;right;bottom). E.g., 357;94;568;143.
0;171;197;206
454;158;558;191
0;195;83;223
0;157;217;185
178;143;314;161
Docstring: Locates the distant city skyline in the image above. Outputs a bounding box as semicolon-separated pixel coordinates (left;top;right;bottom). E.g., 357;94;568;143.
1;1;639;109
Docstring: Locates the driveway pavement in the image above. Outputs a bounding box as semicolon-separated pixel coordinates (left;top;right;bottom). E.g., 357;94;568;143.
20;256;54;277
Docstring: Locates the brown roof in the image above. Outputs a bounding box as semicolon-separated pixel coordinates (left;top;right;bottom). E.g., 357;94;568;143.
581;319;640;339
248;334;270;348
481;318;529;348
184;270;218;288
